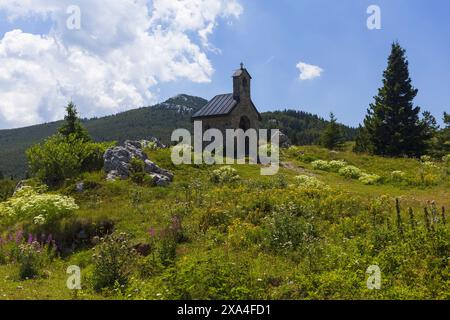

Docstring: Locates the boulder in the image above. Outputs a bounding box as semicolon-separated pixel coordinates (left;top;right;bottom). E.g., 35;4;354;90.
271;131;291;148
104;140;173;185
141;137;167;149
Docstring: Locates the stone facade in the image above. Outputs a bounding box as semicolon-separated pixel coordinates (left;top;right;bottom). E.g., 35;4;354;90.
192;64;261;136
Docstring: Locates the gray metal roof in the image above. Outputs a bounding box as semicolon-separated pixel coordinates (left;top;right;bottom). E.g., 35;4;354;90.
192;94;237;119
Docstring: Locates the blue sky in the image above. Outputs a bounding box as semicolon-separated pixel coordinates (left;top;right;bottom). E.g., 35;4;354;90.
0;0;449;129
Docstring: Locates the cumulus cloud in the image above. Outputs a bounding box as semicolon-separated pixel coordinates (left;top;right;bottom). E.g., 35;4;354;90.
296;61;324;80
0;0;243;128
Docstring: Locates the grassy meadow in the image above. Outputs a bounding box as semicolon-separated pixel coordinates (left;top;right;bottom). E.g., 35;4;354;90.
0;144;449;300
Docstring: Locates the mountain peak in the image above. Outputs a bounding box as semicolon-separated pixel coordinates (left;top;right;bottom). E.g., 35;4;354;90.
159;94;208;113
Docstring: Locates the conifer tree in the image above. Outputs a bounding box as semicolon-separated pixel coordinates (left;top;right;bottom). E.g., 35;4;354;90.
364;42;427;157
437;112;450;155
353;125;372;153
321;113;344;150
58;102;91;141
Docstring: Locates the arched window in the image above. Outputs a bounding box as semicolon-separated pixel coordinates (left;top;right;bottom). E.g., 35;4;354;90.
242;78;248;88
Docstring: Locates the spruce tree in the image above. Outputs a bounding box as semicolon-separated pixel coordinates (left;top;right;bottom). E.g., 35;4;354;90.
58;102;91;141
353;125;372;153
437;112;450;155
364;42;427;157
321;113;344;150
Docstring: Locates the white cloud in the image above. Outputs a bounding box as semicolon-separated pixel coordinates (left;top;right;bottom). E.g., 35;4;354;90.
296;61;324;80
0;0;243;128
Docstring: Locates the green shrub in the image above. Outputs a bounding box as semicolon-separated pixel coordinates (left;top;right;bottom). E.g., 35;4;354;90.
294;175;329;189
359;173;381;185
328;160;347;172
311;160;331;171
264;202;317;252
129;158;146;184
162;251;254;300
92;232;138;292
226;219;263;250
0;186;78;227
199;208;232;233
391;170;406;182
0;179;15;202
210;166;240;184
16;242;47;280
442;154;450;165
338;165;364;179
26;133;114;186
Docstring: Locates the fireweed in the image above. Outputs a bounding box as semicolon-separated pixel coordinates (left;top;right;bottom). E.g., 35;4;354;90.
0;230;57;279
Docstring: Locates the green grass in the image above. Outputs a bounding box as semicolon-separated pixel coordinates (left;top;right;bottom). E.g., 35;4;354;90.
0;145;449;300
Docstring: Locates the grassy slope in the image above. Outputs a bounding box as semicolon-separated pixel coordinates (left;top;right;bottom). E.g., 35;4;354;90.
0;146;449;300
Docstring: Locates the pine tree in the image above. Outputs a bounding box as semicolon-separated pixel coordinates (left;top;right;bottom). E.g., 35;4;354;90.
353;125;372;153
321;113;344;150
364;42;427;157
58;102;91;141
437;112;450;155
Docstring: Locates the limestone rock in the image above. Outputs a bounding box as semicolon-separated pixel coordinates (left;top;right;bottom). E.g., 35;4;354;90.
103;140;173;185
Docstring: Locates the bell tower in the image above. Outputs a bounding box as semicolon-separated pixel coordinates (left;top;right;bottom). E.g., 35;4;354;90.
233;62;251;100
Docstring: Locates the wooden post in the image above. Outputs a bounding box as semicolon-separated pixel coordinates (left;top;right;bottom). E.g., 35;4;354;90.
442;206;446;225
424;207;431;232
408;207;415;231
396;198;403;235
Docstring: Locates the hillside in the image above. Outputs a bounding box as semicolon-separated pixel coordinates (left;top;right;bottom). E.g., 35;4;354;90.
0;145;448;299
0;95;206;178
0;95;355;178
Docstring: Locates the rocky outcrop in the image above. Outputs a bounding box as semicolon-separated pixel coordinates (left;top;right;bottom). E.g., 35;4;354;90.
141;137;167;149
103;140;173;186
271;131;291;148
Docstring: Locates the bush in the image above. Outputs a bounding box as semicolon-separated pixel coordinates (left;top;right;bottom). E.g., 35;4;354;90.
442;154;450;165
92;232;138;292
155;215;184;266
294;175;329;189
129;158;146;184
264;202;317;253
358;173;381;185
162;251;254;300
199;208;232;233
338;166;364;179
16;241;48;280
0;233;56;279
0;179;15;202
391;170;406;182
26;133;114;186
0;186;78;227
226;219;263;250
311;160;331;171
210;166;240;184
328;160;347;172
